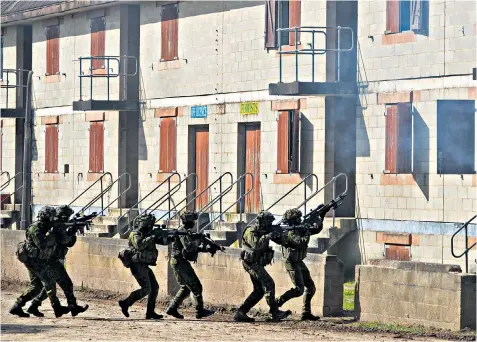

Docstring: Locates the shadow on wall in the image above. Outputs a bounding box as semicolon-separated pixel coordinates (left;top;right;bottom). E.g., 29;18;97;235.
31;114;38;162
356;99;370;158
138;66;148;161
412;107;430;201
300;114;314;176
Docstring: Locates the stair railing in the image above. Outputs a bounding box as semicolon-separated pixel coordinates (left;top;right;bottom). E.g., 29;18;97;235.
198;173;254;233
451;215;477;273
247;173;319;227
93;173;132;217
153;173;198;226
68;172;113;214
0;171;11;191
0;172;24;207
117;172;181;233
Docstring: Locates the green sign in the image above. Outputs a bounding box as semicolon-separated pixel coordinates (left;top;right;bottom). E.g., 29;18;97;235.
240;102;259;115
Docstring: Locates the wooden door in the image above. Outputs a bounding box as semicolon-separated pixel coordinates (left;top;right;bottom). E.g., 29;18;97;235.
195;127;209;209
385;245;411;261
244;124;261;212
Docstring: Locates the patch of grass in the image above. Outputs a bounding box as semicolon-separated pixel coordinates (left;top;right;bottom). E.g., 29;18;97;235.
343;281;355;312
353;321;428;334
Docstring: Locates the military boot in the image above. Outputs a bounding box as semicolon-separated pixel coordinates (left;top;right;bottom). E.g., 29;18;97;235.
271;309;291;321
166;306;184;319
70;304;89;317
27;303;44;317
233;309;255;322
301;312;320;321
146;311;163;320
118;300;130;318
9;303;30;318
196;308;215;319
53;305;71;318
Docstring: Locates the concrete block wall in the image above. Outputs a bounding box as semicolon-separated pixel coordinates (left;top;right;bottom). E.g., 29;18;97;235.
0;119;17;191
0;229;344;316
31;6;121;110
1;25;17;109
355;262;476;330
31;111;120;207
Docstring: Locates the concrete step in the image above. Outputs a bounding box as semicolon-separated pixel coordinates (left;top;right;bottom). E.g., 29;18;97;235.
204;230;237;246
0;210;17;219
93;215;126;225
209;221;239;231
84;231;112;238
223;212;258;223
107;208;139;217
89;223;117;236
3;204;21;211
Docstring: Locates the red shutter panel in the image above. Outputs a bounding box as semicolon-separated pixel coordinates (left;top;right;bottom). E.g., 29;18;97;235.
385;105;397;173
46;27;52;75
161;4;178;62
397;103;412;173
159;118;177;172
265;0;277;48
45;125;54;172
96;122;104;172
89;123;95;172
277;111;289;174
52;125;58;172
159;120;168;172
169;119;177;171
291;110;300;173
289;0;301;46
386;0;400;33
91;17;105;69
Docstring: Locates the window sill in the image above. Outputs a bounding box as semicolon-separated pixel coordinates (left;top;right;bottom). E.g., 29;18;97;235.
44;74;62;84
382;31;416;45
87;68;108;76
87;172;105;182
380;173;415;186
39;173;60;181
156;172;180;183
273;173;302;184
155;59;181;71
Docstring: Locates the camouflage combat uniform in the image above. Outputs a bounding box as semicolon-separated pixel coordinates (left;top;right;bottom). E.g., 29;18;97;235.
28;206;88;317
10;207;70;318
119;214;168;319
275;208;324;320
234;211;291;322
166;211;214;319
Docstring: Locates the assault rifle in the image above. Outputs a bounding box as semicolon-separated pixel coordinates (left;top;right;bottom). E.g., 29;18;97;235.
165;228;226;256
61;212;97;236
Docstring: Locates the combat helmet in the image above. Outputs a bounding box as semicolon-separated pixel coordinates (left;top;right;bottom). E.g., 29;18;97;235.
282;208;302;226
256;211;275;227
56;205;74;222
180;211;198;228
37;206;57;222
134;213;156;232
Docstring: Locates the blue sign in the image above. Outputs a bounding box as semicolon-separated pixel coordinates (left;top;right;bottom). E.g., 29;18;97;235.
191;105;208;118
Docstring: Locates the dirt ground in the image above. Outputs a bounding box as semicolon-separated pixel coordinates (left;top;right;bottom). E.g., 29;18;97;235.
0;283;473;342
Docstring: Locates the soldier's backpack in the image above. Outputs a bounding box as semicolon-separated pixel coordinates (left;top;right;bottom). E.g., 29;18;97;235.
118;248;133;268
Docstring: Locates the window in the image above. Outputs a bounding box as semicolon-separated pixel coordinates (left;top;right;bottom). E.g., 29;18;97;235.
89;121;104;173
91;17;105;70
386;0;428;34
161;3;178;62
437;100;475;174
385;244;411;261
277;110;300;174
46;25;59;75
385;103;412;174
45;124;58;173
265;0;301;48
159;117;177;172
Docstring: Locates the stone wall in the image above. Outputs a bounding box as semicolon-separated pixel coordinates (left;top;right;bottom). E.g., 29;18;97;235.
0;229;343;316
355;261;476;331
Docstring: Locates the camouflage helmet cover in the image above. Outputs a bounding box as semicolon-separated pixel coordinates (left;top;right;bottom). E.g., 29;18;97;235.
282;208;302;225
256;211;275;226
56;205;74;221
134;213;156;231
37;206;57;222
180;211;198;224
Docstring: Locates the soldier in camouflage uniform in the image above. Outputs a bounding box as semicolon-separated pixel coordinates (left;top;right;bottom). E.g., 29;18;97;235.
27;205;89;317
166;211;215;319
274;207;326;321
234;211;291;322
119;214;169;319
9;207;70;318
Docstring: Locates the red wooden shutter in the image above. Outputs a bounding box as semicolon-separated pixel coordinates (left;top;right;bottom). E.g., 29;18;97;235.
91;17;105;69
46;25;59;75
386;0;400;33
265;0;277;48
385;245;411;261
385;105;397;173
89;122;104;173
277;111;289;174
161;3;179;62
159;118;177;172
291;110;300;173
397;103;412;173
45;125;58;173
289;0;301;46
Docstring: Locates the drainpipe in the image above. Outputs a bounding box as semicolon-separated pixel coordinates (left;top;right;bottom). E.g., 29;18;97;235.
20;70;33;229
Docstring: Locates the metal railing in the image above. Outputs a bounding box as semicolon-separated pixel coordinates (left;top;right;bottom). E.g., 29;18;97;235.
117;172;181;233
1;171;12;191
318;172;349;228
1;68;30;108
153;173;199;226
451;215;477;273
247;173;319;227
276;26;354;83
78;55;138;102
69;172;113;215
0;172;23;207
199;173;254;233
94;173;132;217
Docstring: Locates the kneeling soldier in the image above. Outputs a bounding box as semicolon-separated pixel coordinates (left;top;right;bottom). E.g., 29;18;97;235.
119;214;169;319
234;211;291;322
275;208;325;321
166;211;215;319
27;205;89;317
